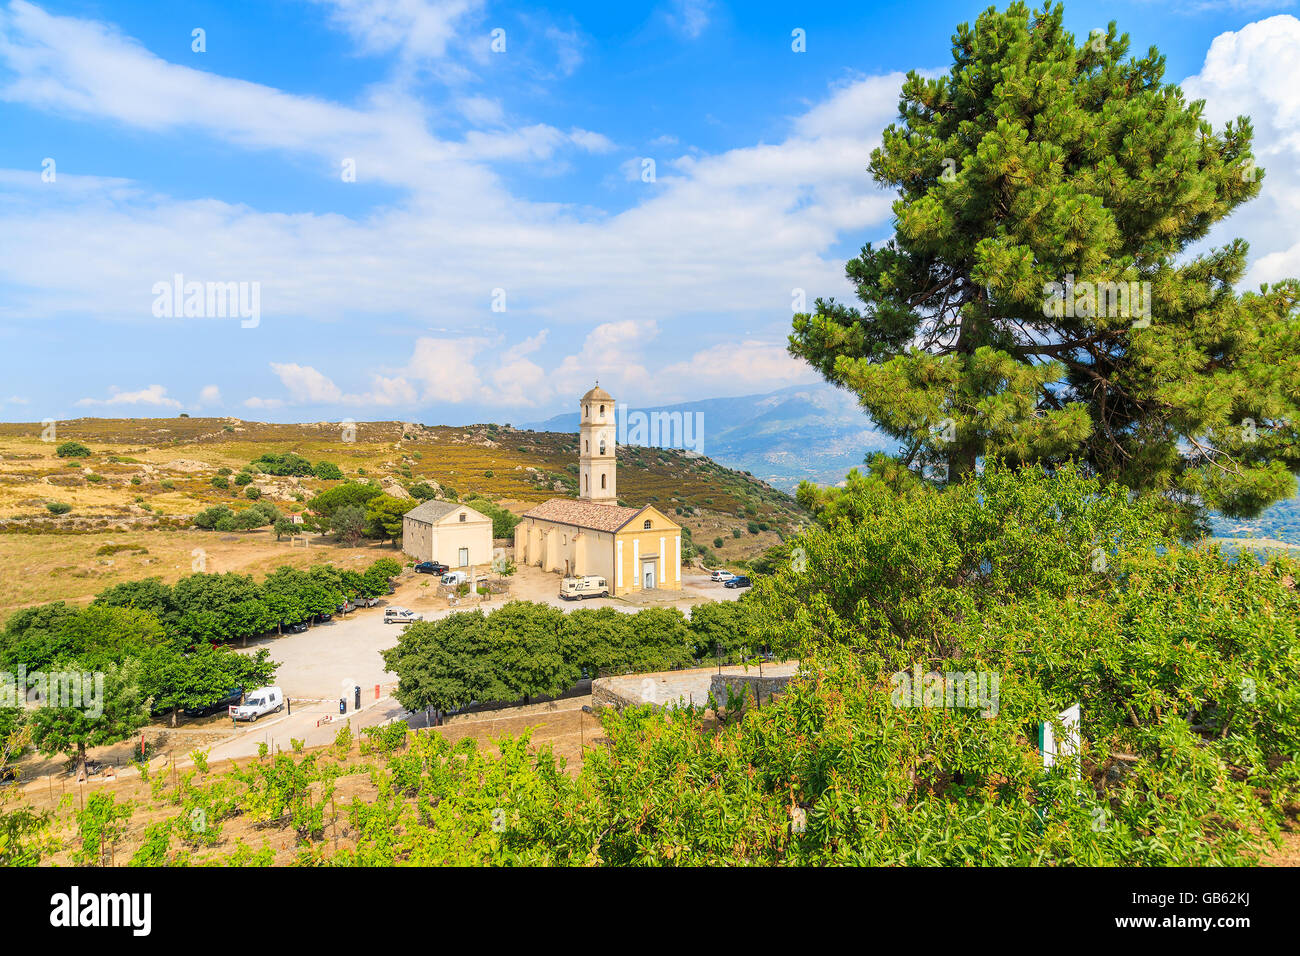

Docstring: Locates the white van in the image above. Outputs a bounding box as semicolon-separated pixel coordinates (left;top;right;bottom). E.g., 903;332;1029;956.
384;607;422;624
560;575;609;600
232;686;284;722
440;571;468;587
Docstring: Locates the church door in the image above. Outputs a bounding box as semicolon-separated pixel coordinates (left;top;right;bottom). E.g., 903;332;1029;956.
643;566;655;589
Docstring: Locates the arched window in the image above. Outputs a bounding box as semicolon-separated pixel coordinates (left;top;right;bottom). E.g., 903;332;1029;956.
599;439;606;455
643;519;651;530
600;474;606;489
584;439;589;453
584;474;588;491
599;404;605;415
584;404;589;419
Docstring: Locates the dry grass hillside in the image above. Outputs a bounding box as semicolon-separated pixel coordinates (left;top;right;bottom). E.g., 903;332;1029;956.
0;417;807;618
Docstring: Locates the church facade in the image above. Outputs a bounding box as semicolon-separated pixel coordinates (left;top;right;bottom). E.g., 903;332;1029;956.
513;385;682;596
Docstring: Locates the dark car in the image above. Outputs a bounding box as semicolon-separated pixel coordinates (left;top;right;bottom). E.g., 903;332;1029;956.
415;561;449;575
184;686;243;718
285;621;309;634
316;611;333;624
723;575;752;589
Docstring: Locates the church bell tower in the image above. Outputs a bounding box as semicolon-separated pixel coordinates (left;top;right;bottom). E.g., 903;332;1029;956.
579;384;616;504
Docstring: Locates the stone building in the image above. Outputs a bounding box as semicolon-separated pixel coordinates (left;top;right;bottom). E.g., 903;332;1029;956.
514;384;682;596
401;500;493;568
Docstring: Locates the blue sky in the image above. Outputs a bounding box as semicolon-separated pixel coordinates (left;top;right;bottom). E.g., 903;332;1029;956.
2;0;1299;425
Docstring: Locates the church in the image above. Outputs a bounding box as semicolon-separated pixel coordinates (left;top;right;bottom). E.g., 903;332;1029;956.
513;385;683;596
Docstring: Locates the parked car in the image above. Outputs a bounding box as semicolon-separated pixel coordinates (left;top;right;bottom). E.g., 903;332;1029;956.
337;601;355;614
724;575;752;589
358;595;381;608
415;561;450;575
710;569;736;582
284;621;309;634
384;607;423;624
440;571;468;588
232;686;284;722
184;686;243;718
316;611;333;623
560;575;609;600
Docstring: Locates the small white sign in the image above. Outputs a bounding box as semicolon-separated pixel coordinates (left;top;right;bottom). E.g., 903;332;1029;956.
1040;703;1081;776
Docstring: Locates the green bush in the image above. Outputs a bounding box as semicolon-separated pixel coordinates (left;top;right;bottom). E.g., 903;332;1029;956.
210;476;228;490
45;501;71;515
55;442;91;458
249;453;314;477
244;486;261;500
193;505;235;530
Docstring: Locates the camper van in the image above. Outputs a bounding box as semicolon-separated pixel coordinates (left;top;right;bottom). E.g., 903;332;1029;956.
231;686;284;722
560;575;610;600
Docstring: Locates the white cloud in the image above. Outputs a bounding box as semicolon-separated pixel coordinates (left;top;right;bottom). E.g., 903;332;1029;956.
266;362;418;408
311;0;482;67
660;341;821;398
665;0;711;39
1183;15;1300;285
551;320;658;398
75;385;181;408
198;385;222;405
545;25;584;76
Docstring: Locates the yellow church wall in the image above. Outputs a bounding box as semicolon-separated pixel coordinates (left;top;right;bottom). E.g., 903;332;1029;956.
613;506;681;595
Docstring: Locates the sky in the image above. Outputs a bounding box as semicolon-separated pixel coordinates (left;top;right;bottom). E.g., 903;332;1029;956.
1;0;1299;426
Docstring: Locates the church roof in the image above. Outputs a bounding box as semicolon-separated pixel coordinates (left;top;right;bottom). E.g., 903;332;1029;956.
521;498;641;533
581;384;614;402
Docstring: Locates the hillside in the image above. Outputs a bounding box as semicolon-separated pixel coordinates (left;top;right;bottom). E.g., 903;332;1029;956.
0;417;805;615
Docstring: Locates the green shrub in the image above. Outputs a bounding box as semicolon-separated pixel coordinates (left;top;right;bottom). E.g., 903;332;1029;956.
55;441;91;458
210;476;228;490
46;501;71;515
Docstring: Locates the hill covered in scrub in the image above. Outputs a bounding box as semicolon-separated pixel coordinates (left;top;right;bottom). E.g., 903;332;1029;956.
0;417;807;567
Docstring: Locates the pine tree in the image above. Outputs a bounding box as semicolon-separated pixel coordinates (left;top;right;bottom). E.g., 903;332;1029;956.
790;1;1299;524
